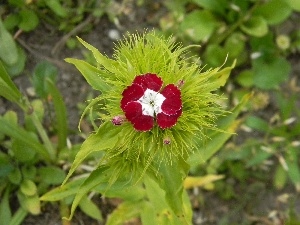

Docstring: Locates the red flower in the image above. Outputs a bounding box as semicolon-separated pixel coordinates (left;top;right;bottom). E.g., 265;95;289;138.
120;73;182;131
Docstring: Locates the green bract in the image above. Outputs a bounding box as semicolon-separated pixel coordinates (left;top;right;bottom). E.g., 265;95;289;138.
65;32;234;184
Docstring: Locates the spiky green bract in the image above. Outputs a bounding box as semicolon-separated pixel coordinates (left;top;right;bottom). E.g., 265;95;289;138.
66;32;234;183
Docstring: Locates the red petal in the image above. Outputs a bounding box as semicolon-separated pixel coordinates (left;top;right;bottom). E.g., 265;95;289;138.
161;84;182;115
156;109;182;129
121;84;144;110
124;102;154;131
133;73;163;92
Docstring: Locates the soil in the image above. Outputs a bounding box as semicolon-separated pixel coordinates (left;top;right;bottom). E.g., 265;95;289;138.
1;1;300;225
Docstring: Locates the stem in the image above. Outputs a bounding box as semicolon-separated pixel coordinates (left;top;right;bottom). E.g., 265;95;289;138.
60;201;72;225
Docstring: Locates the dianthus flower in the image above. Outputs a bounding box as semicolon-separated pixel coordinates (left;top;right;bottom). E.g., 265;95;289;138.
120;73;182;131
65;32;234;182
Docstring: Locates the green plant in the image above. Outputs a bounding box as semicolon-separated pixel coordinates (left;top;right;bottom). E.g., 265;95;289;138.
0;60;103;225
41;32;248;224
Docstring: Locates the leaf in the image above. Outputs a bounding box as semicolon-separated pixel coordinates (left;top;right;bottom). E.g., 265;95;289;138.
286;147;300;191
62;122;122;185
20;180;37;196
0;61;22;104
253;56;291;89
0;19;18;65
46;79;67;150
45;0;68;18
245;116;269;132
180;10;218;42
8;208;27;225
188;93;251;167
4;47;26;77
204;44;227;68
0;189;12;225
192;0;227;15
149;158;190;222
0;117;50;161
17;191;40;215
184;174;224;189
77;37;119;74
32;61;58;98
78;195;103;221
39;166;66;185
254;0;292;25
240;16;268;37
284;0;300;11
40;177;85;202
106;201;143;225
18;9;39;31
235;69;254;87
65;58;111;93
12;138;37;162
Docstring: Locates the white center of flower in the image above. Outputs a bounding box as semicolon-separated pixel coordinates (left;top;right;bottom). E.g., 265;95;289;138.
138;89;166;117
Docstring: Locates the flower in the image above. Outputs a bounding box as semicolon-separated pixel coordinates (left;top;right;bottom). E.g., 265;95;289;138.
66;31;235;182
120;73;182;131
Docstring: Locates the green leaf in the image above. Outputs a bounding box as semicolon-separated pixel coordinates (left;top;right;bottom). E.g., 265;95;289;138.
39;166;66;185
0;19;18;65
8;168;22;185
274;164;287;190
12;138;37;162
204;44;227;67
62;122;122;185
32;61;58;98
180;10;218;42
17;192;40;215
46;79;67;150
106;201;143;225
240;16;268;37
254;0;292;25
65;58;111;92
65;166;109;220
0;189;12;225
18;9;39;32
151;158;189;219
45;0;68;18
253;56;291;89
0;61;22;104
40;177;85;202
3;14;20;31
284;0;300;11
246;149;273;167
192;0;227;15
235;69;254;87
8;208;27;225
77;37;119;74
188;93;251;167
245;116;269;132
0;117;50;161
4;47;26;77
286;147;300;191
20;180;37;196
78;195;103;221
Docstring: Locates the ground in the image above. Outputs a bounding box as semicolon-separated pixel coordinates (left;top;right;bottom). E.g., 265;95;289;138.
1;1;300;225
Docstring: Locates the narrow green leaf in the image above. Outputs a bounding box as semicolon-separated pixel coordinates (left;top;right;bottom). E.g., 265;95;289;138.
0;188;12;225
286;147;300;190
0;61;22;104
8;208;27;225
46;79;67;150
77;37;119;73
65;58;111;92
62;122;122;185
40;177;85;202
0;117;50;161
65;166;110;220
